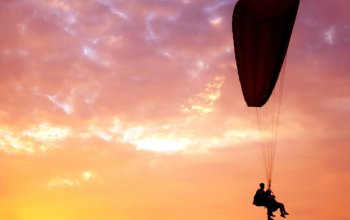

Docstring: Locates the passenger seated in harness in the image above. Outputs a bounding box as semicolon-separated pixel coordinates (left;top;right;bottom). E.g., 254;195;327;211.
265;189;289;218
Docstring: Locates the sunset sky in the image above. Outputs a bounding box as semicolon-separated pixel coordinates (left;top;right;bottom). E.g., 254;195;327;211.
0;0;349;220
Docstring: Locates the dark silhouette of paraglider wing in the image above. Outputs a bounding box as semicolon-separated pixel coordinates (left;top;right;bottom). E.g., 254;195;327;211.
232;0;300;107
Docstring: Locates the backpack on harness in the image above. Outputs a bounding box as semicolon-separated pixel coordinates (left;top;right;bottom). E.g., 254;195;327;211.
253;190;266;207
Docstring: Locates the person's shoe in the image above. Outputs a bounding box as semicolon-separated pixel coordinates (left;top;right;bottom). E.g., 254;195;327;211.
268;214;275;217
268;217;274;220
281;214;286;218
284;212;289;215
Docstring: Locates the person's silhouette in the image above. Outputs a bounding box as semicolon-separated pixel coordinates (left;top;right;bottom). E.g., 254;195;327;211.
253;183;266;206
265;189;289;218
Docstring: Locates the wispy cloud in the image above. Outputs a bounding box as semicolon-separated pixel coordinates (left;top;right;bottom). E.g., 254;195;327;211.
47;171;95;188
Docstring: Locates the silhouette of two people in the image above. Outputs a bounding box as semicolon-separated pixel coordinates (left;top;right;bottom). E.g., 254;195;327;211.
253;183;289;220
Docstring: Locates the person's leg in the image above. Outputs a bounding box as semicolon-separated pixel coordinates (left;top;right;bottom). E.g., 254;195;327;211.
278;203;289;217
281;203;289;214
267;207;275;217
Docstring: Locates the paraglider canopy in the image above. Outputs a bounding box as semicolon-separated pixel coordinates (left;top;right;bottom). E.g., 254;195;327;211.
232;0;300;186
232;0;300;107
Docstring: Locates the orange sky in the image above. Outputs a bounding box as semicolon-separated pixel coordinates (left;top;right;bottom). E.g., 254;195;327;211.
0;0;350;220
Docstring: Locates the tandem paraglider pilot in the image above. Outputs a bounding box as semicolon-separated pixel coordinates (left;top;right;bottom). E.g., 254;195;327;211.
253;183;289;220
253;183;267;207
